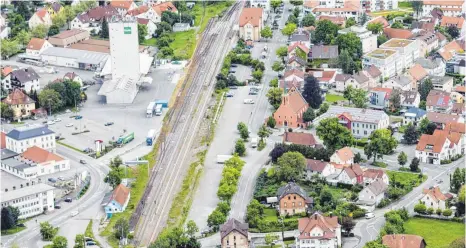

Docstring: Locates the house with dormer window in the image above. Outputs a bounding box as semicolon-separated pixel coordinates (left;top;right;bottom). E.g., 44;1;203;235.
239;8;263;43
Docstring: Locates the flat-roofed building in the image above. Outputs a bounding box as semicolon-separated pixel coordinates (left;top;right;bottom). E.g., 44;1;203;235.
41;47;109;71
338;25;377;54
48;29;90;47
379;38;420;70
363;49;402;78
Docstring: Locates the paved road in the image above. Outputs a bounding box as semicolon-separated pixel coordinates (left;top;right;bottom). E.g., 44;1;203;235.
133;4;243;246
2;145;110;248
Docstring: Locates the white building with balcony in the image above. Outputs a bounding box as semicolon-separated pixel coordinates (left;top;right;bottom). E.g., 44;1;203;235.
363;49;402;79
379;38;420;71
338;25;378;54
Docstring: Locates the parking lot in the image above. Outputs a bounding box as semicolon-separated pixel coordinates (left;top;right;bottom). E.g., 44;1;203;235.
231;64;252;82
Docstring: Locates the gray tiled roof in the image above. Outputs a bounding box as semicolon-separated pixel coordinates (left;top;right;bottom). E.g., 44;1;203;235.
311;45;339;59
391;75;412;86
6;124;54;141
1;183;55;203
367;180;388;196
277;182;313;203
316;106;389;124
42;47;109;64
10;68;40;83
0;149;18;160
415;57;442;69
220;218;248;240
430;76;453;85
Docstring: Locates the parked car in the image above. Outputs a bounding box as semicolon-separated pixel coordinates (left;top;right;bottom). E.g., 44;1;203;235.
66;123;73;127
226;92;234;97
54;205;61;209
47;120;55;125
54;118;61;122
365;213;375;219
65;198;73;203
104;122;114;126
70;210;79;217
58;176;65;181
48;178;57;183
75;115;83;120
86;241;97;246
80;160;87;164
244;99;255;104
230;64;238;67
85;237;94;242
229;85;238;89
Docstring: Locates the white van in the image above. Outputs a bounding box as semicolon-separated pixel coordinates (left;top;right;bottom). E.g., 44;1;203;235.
244;99;255;104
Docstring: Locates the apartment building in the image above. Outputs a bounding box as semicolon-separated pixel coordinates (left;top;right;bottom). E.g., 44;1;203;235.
362;49;402;78
379;38;420;71
338;25;377;54
5;124;56;153
239;8;264;42
422;0;466;17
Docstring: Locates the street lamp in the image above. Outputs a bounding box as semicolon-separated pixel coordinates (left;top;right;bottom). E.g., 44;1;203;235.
278;216;285;241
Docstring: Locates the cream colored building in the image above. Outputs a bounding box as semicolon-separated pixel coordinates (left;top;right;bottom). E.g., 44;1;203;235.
239;8;263;42
28;9;52;29
220;218;249;248
1;89;35;121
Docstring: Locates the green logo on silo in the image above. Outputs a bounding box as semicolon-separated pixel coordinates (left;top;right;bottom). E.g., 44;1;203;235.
124;27;131;34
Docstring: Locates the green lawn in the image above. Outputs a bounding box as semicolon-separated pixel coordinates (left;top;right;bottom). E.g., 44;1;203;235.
398;1;412;8
263;208;279;221
386;171;426;188
142;38;156;46
192;2;231;33
325;94;346;103
404;217;465;248
326;187;347;199
169;30;197;60
1;225;26;236
370;10;412;17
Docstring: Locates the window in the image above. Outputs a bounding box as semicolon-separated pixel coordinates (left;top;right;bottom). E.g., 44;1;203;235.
292;202;295;207
284;202;287;207
294;196;296;200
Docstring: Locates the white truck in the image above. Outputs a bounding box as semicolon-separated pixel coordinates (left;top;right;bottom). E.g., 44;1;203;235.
217;155;233;164
146;102;156;118
155;104;163;116
251;137;258;148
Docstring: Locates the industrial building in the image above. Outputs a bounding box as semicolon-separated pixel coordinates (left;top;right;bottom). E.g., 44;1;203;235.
41;47;109;71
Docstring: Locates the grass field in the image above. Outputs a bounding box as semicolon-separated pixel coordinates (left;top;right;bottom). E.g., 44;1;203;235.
1;225;26;236
370;9;412;17
325;94;346;103
398;1;412;8
386;170;426;188
192;1;232;33
404;217;465;248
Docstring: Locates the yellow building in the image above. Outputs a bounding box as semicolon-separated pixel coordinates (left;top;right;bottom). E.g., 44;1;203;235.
2;89;36;121
220;218;249;248
47;2;63;17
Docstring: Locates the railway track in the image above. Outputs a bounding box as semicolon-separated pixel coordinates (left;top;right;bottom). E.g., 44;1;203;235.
131;2;242;246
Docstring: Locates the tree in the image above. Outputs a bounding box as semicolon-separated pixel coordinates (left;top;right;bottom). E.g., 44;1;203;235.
390;21;404;29
364;241;389;248
354;152;363;163
265;233;278;247
302;75;322;109
418;79;433;101
48;24;60;36
185;220;199;239
246;199;264;227
302;14;316;27
207;209;226;231
104;170;122;188
276;46;288;62
281;22;297;37
235;139;246;156
258;125;271;141
377;35;389;46
276;151;306;181
367;22;384;34
418;118;430;134
414;203;426;214
398;151;408;166
290;0;303;5
345;17;356;28
7;206;19;227
252;69;263;81
271;61;284;74
1;207;15;230
101;18;109;38
269;78;279;87
343;85;355;104
14;30;31;46
409;157;420;172
31;24;48;38
403;124;419;144
364;129;398;163
52;13;66;27
63;5;76;29
237;122;249;140
451;168;466;193
270;0;282;12
412;1;423;18
442;209;452;217
352;88;368;108
62;80;81;107
425;123;437;135
316;117;354;151
341;217;355;234
419;100;426;110
317;102;329;116
359;12;368;25
261;26;273;40
446;25;460;39
138;24;148;44
114;218;130;240
338;49;358;74
39;89;63;114
15;1;33;20
450;237;466;248
74;234;85;248
303;108;316;122
40;222;59;241
267;116;276;128
159;47;174;58
314;20;339;45
287;14;298;25
51;236;68;248
0;102;13;120
0;39;19;59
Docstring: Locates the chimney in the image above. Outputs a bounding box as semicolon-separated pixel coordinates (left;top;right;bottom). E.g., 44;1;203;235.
313;157;316;160
314;214;317;220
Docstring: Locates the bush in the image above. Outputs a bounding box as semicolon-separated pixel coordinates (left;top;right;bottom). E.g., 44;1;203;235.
441;159;452;164
235;139;246;156
436;208;442;215
352;209;366;218
414;203;427;214
442;209;453;217
372;161;388;168
377;198;391;208
427;207;434;215
267;116;276;128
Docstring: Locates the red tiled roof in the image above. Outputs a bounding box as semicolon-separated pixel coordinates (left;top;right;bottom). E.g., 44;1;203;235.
455;85;465;93
382;234;426;248
416;131;448;153
35;9;48;22
370;87;392;100
27;38;46;51
21;146;64;163
318;15;345;25
110;0;134;10
2;89;35;105
152;2;178;16
343;164;363;179
1;66;12;76
284;69;305;79
423;0;465;6
239;8;263;27
427;112;462;124
440;16;465;29
408;64;428;81
280;89;308;114
334;147;354;162
298;212;339;240
283;132;317;146
423;186;447;201
363;168;386;180
383;28;413;39
111;184;130;206
306;159;328;172
444;122;466;134
426;90;450;108
288;42;309;54
127;5;149;16
137;18;149;25
368;16;389;28
307;70;336;82
438;40;463;61
0;132;5;149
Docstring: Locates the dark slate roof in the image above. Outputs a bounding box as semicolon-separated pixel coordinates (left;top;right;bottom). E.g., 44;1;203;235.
277;182;313;203
220;218;248;240
288;56;307;66
290;31;310;42
311;45;339;59
405;107;426;118
335;74;351;82
0;149;18;160
10;68;40;83
6;125;54;141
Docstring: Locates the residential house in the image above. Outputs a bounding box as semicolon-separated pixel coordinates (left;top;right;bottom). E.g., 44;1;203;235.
401;91;421;108
280;69;305;92
220;218;249;248
63;72;83;86
427;112;464;129
338;25;377;54
2;89;35;121
1;67;12;90
127;6;158;23
421;186;448;210
415;129;462;164
436;32;447;47
317;15;346;27
364;65;382;86
414;31;439;57
287;56;307;71
295;212;341;248
407;64;428;84
20;146;70;176
430;76;454;92
362;49;402;78
10;68;40;92
358;179;388;206
290;30;311;47
172;23;190;32
273;88;309;128
314;106;390;138
403;107;427;126
48;29;90;47
288;42;309;61
28;9;52;29
383;28;414;39
277;182;313;216
137;18;157;38
47;2;63;17
6;124;55;153
283;132;317;147
239;8;264;43
335;164;364;185
451;102;465;117
26;38;52;57
309;45;338;60
311;1;360;19
426;90;452;113
379;38;420;71
437;41;463;62
306;159;336;179
71;5;119;34
445;122;466;152
421;0;465;17
152;2;178;18
109;0;137;16
363;168;389;185
335;72;371;92
330;147;354;165
414;57;445;77
446;57;466;75
307;70;337;90
440;16;465;37
102;184;130;218
411;20;436;32
366;16;389;29
382;234;427;248
369;87;392;110
382;75;415;91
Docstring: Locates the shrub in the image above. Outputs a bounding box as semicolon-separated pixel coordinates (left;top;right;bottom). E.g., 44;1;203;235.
414;203;427;214
427;207;434;215
377;198;390;208
267;116;276;128
352;209;366;218
442;209;453;217
436;208;442;215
